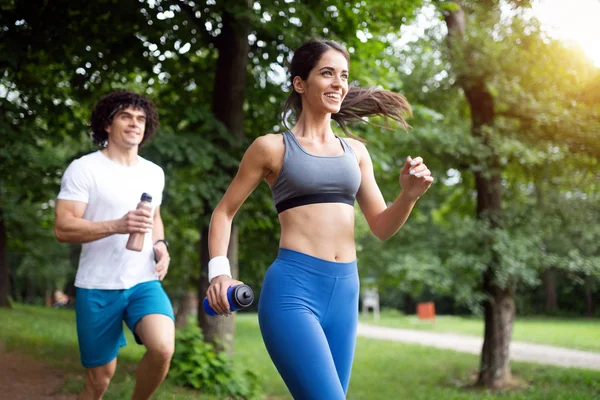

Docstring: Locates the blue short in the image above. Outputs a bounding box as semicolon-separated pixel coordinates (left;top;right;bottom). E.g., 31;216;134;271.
75;280;175;368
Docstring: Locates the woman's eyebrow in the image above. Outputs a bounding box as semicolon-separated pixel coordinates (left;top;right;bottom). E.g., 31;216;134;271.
319;66;349;73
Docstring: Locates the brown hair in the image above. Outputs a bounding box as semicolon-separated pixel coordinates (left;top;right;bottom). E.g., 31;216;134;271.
90;90;159;147
282;39;412;137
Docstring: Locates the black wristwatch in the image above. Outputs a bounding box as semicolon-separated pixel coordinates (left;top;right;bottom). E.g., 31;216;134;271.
154;239;169;249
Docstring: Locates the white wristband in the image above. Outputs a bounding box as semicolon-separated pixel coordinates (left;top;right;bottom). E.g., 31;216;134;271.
208;256;232;283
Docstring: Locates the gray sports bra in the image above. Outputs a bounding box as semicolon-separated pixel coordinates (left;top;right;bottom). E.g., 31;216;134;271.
271;130;362;213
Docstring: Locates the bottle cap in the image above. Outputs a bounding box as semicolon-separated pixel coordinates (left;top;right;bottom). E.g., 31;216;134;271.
141;193;153;202
233;284;254;308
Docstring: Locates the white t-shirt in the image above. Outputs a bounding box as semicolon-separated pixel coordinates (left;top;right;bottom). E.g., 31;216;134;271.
57;151;165;289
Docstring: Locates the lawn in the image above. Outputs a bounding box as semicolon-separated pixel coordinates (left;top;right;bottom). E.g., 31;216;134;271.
0;305;599;399
359;309;600;352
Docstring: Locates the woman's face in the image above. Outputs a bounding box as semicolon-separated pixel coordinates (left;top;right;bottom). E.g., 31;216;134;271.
294;49;349;115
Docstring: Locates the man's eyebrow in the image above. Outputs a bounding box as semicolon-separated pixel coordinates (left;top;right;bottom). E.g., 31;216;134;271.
116;110;146;118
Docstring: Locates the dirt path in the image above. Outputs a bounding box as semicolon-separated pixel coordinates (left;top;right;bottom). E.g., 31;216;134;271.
0;343;77;400
357;323;600;370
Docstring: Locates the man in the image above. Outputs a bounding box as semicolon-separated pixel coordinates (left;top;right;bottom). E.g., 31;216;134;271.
54;90;174;400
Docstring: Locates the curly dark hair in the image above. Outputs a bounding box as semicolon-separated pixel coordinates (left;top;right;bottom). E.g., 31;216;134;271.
90;90;159;147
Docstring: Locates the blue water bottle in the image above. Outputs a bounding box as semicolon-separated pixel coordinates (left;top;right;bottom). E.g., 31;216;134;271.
203;284;254;316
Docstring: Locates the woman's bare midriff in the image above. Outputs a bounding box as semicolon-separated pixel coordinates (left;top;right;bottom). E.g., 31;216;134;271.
277;202;357;262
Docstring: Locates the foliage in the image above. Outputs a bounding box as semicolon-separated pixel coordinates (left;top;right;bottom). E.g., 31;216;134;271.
0;0;597;319
353;0;600;316
0;0;426;305
170;323;262;399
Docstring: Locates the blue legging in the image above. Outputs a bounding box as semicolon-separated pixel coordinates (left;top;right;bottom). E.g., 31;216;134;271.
258;248;359;400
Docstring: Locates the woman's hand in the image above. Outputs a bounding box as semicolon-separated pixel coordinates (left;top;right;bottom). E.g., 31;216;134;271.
206;275;244;315
399;156;434;200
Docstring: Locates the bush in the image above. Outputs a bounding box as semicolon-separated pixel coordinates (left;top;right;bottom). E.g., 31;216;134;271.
170;324;262;399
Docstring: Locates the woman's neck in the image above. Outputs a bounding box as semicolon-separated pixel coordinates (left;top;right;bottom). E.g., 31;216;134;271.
292;112;335;143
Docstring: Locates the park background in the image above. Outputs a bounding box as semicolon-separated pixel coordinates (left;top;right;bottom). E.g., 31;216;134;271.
1;0;599;399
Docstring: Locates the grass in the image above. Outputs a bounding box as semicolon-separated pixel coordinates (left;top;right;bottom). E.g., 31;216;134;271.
359;309;600;352
0;304;599;399
0;305;216;400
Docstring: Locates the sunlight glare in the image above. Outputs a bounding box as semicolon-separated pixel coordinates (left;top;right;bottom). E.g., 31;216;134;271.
531;0;600;67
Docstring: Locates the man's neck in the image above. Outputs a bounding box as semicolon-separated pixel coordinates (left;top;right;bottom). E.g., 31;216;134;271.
102;144;139;166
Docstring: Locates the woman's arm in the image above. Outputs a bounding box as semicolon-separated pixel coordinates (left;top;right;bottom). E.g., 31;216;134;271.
207;135;274;314
209;136;273;258
354;141;433;241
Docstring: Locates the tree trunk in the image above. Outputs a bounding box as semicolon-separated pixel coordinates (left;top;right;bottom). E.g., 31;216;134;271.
583;277;596;317
198;224;239;354
196;0;250;354
402;293;416;315
474;165;513;388
9;262;18;302
0;204;10;307
211;0;251;139
64;244;81;300
543;268;558;313
444;1;514;388
478;271;514;387
175;290;198;329
25;275;36;304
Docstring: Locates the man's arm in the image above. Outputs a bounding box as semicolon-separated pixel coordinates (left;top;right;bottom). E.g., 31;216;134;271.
54;199;153;244
152;205;170;280
152;205;165;244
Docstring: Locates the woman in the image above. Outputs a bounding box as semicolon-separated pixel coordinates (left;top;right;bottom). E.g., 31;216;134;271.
206;39;433;399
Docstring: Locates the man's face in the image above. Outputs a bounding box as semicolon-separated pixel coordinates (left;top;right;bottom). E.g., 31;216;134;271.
105;107;146;149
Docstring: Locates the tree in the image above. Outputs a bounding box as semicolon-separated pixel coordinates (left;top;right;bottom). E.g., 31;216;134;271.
442;1;513;387
438;0;599;387
194;0;252;352
351;0;598;388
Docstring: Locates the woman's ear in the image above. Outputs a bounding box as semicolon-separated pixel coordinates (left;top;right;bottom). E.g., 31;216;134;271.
292;76;305;94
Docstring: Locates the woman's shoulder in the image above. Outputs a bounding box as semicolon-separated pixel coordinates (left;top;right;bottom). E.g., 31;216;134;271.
244;133;286;167
343;137;368;159
251;132;285;153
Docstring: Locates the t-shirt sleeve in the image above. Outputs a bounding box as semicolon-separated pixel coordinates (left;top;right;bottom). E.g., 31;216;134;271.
57;159;92;203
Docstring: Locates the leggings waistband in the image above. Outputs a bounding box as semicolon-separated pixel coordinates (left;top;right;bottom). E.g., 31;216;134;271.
276;248;357;278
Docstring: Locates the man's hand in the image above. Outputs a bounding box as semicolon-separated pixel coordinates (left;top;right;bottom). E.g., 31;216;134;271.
154;241;170;281
116;205;153;234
